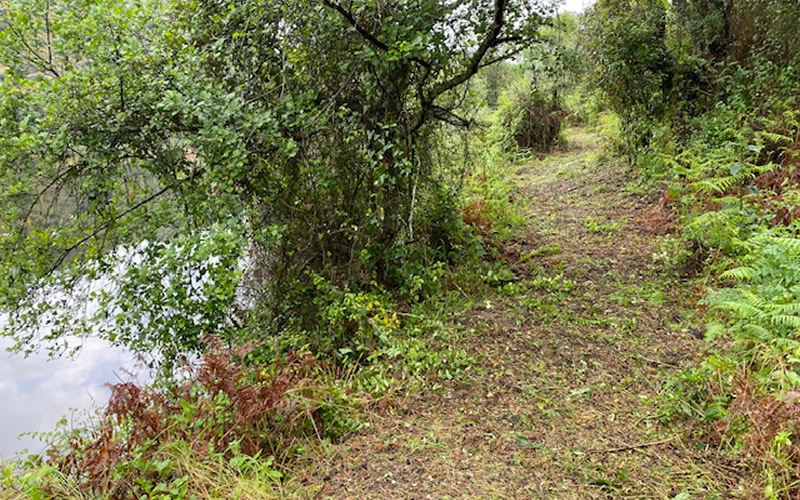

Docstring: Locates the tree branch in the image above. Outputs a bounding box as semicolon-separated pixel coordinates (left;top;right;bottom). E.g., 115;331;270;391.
321;0;431;69
45;0;55;72
411;0;517;133
428;0;510;100
480;45;527;69
5;19;60;77
45;182;180;276
491;35;524;47
321;0;388;51
432;105;474;128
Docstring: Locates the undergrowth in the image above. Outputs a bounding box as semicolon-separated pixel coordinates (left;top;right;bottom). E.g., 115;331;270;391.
657;103;800;497
0;115;527;499
583;0;800;494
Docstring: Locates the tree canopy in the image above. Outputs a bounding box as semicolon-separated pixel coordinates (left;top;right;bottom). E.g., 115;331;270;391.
0;0;552;363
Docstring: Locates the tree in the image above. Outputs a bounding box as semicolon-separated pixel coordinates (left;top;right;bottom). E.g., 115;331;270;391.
582;0;674;153
0;0;552;365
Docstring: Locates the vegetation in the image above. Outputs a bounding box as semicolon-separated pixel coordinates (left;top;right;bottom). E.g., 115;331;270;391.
0;0;550;364
0;0;554;496
2;0;800;497
584;0;800;496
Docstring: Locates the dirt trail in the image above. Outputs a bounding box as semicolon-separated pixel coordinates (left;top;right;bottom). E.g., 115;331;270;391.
296;129;743;499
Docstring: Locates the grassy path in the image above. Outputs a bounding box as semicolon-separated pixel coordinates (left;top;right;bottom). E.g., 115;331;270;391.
294;129;743;498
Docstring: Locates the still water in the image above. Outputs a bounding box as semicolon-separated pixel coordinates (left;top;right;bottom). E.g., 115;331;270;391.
0;334;141;458
0;238;251;458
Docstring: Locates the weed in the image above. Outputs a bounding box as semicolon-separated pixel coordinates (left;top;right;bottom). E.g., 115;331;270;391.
584;216;623;234
2;337;314;499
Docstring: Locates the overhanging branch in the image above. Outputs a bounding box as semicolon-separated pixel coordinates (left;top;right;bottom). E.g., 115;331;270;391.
412;0;515;132
432;105;474;128
321;0;431;69
321;0;389;52
45;182;181;276
428;0;510;99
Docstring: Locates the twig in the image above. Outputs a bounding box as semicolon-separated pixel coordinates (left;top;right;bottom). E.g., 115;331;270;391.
598;437;673;453
453;282;469;298
561;183;585;194
45;181;180;276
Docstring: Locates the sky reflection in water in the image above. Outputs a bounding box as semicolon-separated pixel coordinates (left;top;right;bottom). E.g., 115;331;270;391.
0;336;140;458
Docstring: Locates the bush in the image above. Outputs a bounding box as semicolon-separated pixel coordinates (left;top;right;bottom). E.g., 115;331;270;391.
495;84;563;154
0;0;549;368
582;0;675;155
585;0;800;493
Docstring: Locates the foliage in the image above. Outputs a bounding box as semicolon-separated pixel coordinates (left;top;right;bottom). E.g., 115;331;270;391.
495;82;563;153
582;0;676;155
582;0;800;493
2;440;284;499
2;337;311;498
0;0;552;365
526;12;584;112
0;0;593;497
705;233;800;392
478;12;589;156
0;127;527;496
657;93;800;495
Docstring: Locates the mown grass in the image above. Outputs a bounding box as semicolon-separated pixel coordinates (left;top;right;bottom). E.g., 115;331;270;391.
276;127;748;498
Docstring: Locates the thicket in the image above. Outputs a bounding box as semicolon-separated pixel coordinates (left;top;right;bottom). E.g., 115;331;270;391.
584;0;800;495
0;0;560;497
0;0;552;363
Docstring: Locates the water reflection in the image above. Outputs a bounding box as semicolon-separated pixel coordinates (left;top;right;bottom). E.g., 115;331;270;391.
0;237;246;459
0;336;140;458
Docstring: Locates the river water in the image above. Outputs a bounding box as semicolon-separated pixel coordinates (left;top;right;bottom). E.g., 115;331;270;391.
0;253;147;458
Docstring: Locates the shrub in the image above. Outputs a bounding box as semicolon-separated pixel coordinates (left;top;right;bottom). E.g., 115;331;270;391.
0;0;551;367
585;0;800;494
495;84;563;154
582;0;675;155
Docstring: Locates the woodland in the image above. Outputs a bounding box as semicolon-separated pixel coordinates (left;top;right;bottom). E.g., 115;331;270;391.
1;0;800;497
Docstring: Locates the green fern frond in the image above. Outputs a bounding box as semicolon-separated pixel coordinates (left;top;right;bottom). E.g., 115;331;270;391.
716;300;765;319
758;131;793;145
693;176;737;194
767;303;800;315
768;315;800;329
687;209;737;230
742;290;768;309
754;162;780;175
721;266;757;281
771;237;800;253
730;237;753;253
658;154;683;170
742;323;772;339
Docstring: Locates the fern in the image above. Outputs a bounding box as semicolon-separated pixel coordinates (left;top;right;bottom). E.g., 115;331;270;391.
693;176;738;194
771;237;800;253
687;209;738;230
741;290;768;309
720;266;756;281
757;131;793;145
685;208;748;253
767;303;800;315
706;229;800;390
716;299;766;319
742;323;771;339
768;315;800;328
